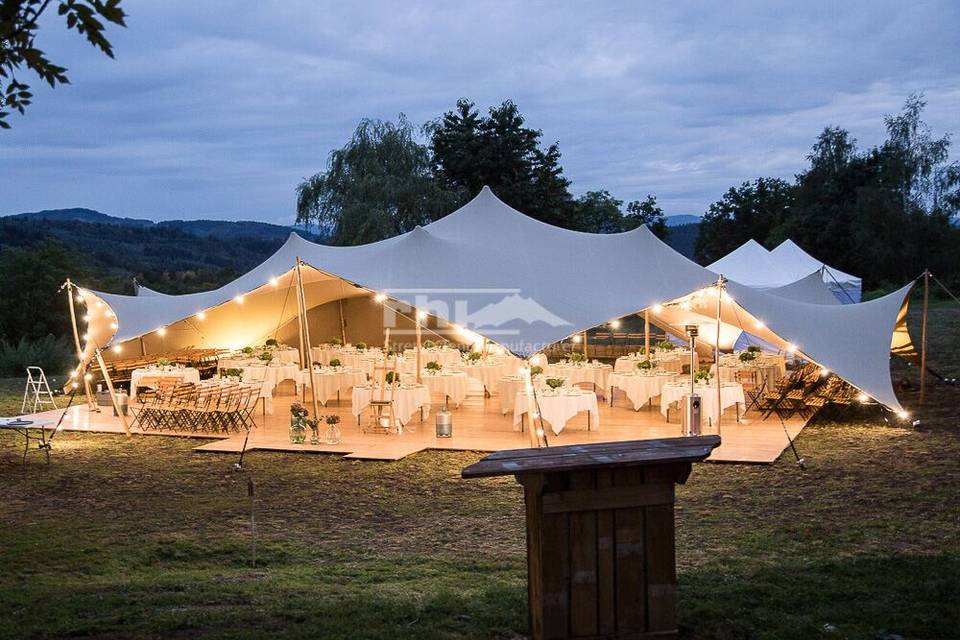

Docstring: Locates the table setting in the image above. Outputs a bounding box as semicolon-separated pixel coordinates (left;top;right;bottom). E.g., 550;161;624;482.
418;367;469;407
512;385;599;435
607;370;678;410
351;382;431;425
659;380;746;425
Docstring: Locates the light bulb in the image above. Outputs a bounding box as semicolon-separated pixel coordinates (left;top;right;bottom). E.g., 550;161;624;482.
157;327;167;336
416;310;428;321
112;345;122;353
269;277;278;287
234;294;244;304
572;335;582;343
897;410;909;420
196;311;206;320
857;393;869;403
652;304;664;313
374;293;387;303
786;343;796;353
84;373;93;381
610;320;621;329
755;321;766;330
110;322;118;330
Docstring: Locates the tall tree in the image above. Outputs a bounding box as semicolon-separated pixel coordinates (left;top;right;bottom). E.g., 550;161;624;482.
296;116;461;245
0;239;83;340
574;190;624;233
0;0;126;129
428;99;579;229
694;177;793;263
623;195;668;239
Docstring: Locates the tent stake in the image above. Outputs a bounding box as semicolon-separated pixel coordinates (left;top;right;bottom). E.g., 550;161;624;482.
920;269;930;405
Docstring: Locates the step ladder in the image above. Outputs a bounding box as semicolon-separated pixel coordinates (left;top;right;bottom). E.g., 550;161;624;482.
21;366;58;415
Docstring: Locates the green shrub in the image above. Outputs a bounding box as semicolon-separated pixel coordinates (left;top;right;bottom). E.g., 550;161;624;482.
0;335;74;377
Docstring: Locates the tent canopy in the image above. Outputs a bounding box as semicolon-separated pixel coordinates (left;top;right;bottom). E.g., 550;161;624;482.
77;187;911;411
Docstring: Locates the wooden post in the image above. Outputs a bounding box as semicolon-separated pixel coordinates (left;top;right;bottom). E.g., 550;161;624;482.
65;279;96;411
714;282;723;432
293;266;307;370
920;270;930;405
94;349;129;435
582;330;588;358
295;259;321;420
644;309;650;355
338;295;347;345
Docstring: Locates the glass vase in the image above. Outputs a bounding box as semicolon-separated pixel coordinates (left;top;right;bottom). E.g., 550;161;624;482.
289;417;306;444
325;423;342;445
309;427;320;445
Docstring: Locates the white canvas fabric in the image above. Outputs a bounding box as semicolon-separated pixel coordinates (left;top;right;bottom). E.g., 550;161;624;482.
770;239;862;302
77;187;911;411
766;271;842;306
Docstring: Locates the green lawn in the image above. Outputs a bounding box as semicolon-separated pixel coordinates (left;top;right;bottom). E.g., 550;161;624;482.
0;305;958;639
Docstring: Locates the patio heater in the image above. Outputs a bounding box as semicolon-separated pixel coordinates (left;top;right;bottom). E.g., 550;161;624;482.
682;324;702;436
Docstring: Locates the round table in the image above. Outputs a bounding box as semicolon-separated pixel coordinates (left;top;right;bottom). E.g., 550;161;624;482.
545;362;612;394
607;371;678;410
351;384;431;426
513;389;600;435
456;357;522;391
130;366;200;401
659;381;745;425
419;370;469;407
405;348;463;368
301;367;367;406
497;376;525;414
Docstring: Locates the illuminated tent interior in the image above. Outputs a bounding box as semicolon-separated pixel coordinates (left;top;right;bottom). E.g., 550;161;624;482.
72;187;914;413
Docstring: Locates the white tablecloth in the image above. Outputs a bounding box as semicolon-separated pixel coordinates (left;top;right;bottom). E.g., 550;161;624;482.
615;351;691;374
456;357;521;391
513;390;600;435
351;385;431;425
545;363;612;392
713;354;785;389
301;368;367;406
130;367;200;400
271;347;300;364
607;372;678;410
497;376;525;414
311;346;380;370
420;371;469;407
660;382;745;424
405;348;463;368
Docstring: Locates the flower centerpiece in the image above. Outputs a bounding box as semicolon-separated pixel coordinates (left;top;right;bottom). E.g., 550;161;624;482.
385;371;400;386
355;341;367;351
289;403;309;444
529;365;543;377
156;357;171;369
306;417;320;445
545;377;565;390
324;414;342;444
224;367;242;381
657;340;676;351
258;351;273;363
739;351;758;362
570;352;586;365
466;351;482;362
425;361;442;373
694;368;712;384
423;339;435;349
636;360;653;371
329;358;342;368
265;338;279;348
242;346;255;356
330;337;343;347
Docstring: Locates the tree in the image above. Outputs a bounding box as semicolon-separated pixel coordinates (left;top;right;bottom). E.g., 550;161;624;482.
694;177;793;263
296;116;461;245
574;190;624;233
623;195;668;239
0;239;83;341
0;0;126;129
428;99;579;229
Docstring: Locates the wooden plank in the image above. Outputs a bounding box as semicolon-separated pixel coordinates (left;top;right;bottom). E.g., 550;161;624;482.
645;504;678;634
614;467;646;633
595;470;616;636
567;471;598;637
520;474;546;640
541;475;570;639
542;482;674;514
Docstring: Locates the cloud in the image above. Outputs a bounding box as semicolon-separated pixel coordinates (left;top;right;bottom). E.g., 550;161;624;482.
1;0;958;222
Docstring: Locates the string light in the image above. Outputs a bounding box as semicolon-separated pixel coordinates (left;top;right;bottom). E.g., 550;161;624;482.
234;294;245;304
755;320;766;330
572;335;582;343
857;393;869;403
82;332;90;341
112;345;122;354
84;373;93;382
196;311;206;320
269;277;279;287
786;343;796;353
157;327;167;336
652;304;664;313
110;322;118;330
609;319;621;329
75;294;84;304
820;368;830;376
71;382;79;389
897;410;909;420
416;310;428;321
82;314;91;322
374;293;387;303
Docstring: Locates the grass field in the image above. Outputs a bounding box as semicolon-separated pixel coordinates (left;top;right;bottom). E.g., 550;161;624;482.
0;304;957;639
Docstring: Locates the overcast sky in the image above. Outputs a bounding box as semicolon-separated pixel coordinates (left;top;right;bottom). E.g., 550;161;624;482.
1;1;958;224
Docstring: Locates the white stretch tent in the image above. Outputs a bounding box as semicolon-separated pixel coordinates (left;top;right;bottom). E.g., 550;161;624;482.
74;187;911;411
708;239;862;302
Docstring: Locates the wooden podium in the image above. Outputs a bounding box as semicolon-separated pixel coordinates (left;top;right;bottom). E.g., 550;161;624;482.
462;436;720;640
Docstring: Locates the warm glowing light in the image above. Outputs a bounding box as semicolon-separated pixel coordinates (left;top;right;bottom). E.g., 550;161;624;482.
110;322;118;330
416;310;428;321
857;393;869;403
234;294;245;304
84;373;93;381
106;309;114;318
572;335;582;343
82;332;90;341
269;277;279;287
680;301;692;311
75;294;84;304
71;382;79;389
82;314;91;322
652;304;664;313
374;292;387;303
535;428;545;437
196;311;206;320
897;410;909;420
70;370;77;378
112;345;122;353
755;321;766;330
786;343;796;353
157;327;167;336
610;319;621;329
820;368;830;377
95;301;103;308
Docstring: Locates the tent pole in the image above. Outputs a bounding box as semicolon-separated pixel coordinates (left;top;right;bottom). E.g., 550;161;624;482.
415;317;422;384
920;269;930;405
95;348;129;435
644;309;650;355
293;267;307;370
715;276;723;435
65;279;96;411
295;258;321;420
583;330;588;358
338;294;347;345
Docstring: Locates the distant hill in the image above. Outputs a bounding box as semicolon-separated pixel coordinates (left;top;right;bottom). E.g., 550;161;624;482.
4;208;320;243
663;222;700;259
665;214;701;227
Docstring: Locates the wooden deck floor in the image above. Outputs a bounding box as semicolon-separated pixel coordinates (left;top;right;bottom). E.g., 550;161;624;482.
20;383;807;464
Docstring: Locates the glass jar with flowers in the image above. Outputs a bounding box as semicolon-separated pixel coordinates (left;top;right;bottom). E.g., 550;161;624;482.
289;402;308;444
307;417;320;445
324;414;342;444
